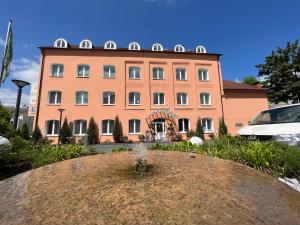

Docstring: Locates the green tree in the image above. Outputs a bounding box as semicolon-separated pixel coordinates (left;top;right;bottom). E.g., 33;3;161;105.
242;76;258;85
87;117;98;145
113;116;123;143
195;117;204;140
32;126;42;144
0;103;14;138
256;40;300;103
218;117;228;137
20;123;30;140
59;118;72;144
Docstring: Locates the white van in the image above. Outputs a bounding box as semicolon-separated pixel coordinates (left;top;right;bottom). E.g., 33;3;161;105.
237;104;300;148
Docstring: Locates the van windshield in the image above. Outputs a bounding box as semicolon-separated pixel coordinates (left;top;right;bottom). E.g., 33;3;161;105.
250;105;300;125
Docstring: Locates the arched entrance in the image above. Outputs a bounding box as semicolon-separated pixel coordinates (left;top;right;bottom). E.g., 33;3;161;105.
146;110;179;142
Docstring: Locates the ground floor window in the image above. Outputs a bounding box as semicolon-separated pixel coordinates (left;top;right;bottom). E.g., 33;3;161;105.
46;120;59;135
102;119;114;135
202;118;213;133
74;120;87;135
129;119;141;134
178;118;189;133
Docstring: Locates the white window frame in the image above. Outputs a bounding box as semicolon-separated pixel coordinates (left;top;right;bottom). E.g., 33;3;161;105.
104;40;117;50
103;65;116;78
79;39;92;49
45;120;59;136
129;92;141;105
73;120;87;135
102;91;115;105
178;118;190;133
50;64;64;77
174;44;185;52
198;69;209;81
202;118;213;133
102;119;114;135
129;119;141;134
48;91;62;105
153;67;164;80
177;92;188;105
152;43;163;51
196;45;207;53
77;64;90;77
54;38;68;48
129;67;141;79
128;42;141;51
153;92;165;105
75;91;88;105
176;68;187;80
200;93;211;106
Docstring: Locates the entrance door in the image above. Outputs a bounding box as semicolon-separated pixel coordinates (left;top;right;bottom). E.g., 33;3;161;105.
153;119;166;142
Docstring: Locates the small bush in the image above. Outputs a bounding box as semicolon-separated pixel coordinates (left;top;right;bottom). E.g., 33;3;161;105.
218;117;228;137
113;116;124;143
60;118;72;144
20;123;30;140
138;134;146;142
32;126;43;144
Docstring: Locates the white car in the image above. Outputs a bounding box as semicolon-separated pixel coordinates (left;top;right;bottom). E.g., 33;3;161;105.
0;136;10;146
237;104;300;148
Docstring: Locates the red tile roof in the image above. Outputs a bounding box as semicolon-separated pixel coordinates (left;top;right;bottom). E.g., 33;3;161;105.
223;80;266;92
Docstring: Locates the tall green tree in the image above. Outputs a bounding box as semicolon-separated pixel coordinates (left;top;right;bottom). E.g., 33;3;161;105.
0;103;13;138
20;123;30;140
32;126;42;144
256;40;300;103
87;117;98;145
59;118;72;144
218;117;228;137
113;116;123;143
195;117;204;140
242;76;258;85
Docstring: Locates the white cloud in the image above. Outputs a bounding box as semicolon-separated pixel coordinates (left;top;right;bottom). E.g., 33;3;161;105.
10;58;39;84
0;38;5;47
0;87;30;107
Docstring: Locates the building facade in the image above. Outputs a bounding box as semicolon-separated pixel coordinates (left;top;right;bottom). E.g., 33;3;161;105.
34;39;268;142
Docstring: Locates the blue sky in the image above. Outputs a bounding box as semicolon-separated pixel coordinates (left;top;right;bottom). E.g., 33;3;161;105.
0;0;300;105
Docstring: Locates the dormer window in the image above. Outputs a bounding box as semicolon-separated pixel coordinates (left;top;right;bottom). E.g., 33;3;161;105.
128;42;141;51
104;41;117;50
79;39;92;49
54;38;68;48
174;44;185;52
152;43;163;51
196;45;207;53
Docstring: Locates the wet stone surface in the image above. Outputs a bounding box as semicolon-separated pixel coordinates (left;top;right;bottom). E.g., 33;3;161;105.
0;151;300;225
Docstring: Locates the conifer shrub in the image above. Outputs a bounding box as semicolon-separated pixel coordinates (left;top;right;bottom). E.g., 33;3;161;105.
59;118;72;144
113;116;124;143
20;123;30;140
218;117;229;137
87;117;99;145
195;117;205;140
32;126;43;144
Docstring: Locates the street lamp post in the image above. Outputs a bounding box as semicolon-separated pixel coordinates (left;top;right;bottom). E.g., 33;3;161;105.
57;108;65;145
12;79;30;129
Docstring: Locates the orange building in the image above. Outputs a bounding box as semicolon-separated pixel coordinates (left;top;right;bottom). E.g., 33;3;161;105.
34;38;268;142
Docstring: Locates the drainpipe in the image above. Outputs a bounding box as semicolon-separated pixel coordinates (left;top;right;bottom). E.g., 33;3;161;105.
35;48;45;129
217;55;224;118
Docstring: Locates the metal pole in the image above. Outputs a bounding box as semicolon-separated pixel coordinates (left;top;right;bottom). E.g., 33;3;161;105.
13;87;22;129
58;111;63;145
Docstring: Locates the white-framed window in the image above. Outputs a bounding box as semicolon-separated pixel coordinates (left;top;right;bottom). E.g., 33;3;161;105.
202;118;213;133
103;91;115;105
129;67;140;79
128;42;141;51
45;120;59;135
74;120;87;135
79;39;92;49
48;91;62;105
104;40;117;50
153;92;165;105
102;120;114;135
77;64;90;77
129;119;141;134
103;65;116;78
54;38;67;48
176;68;187;80
196;45;207;53
129;92;141;105
178;118;189;133
198;69;209;81
152;43;163;51
153;67;164;80
51;64;64;77
200;93;211;105
174;44;185;52
75;91;88;105
177;92;188;105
